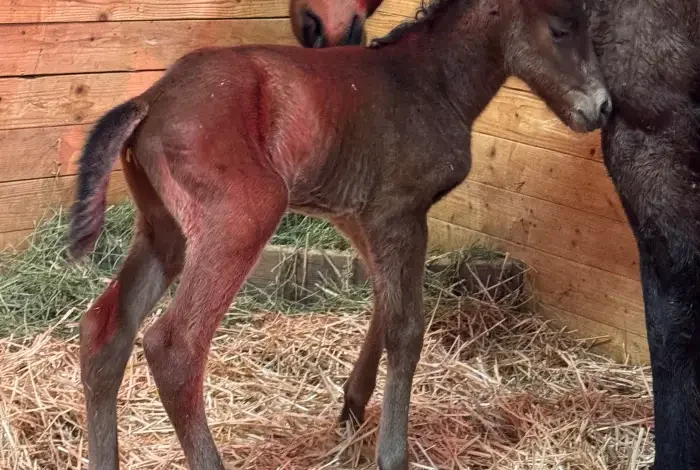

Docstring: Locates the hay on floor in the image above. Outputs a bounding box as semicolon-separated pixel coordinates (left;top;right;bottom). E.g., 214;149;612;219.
0;297;654;469
0;206;654;469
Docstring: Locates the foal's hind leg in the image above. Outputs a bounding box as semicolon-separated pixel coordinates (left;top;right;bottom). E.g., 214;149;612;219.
141;177;288;470
332;216;384;425
81;209;184;470
363;211;428;470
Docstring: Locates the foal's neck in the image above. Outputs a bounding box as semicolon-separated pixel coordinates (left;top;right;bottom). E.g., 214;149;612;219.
378;0;508;124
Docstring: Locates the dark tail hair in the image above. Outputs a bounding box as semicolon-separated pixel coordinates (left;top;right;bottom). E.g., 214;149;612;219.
68;99;149;261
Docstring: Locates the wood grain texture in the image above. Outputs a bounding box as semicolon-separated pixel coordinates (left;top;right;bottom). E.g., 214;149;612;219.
475;86;604;162
0;0;290;23
246;246;368;297
539;304;649;364
368;0;423;18
0;19;295;77
0;228;34;251
0;171;128;234
426;218;646;338
0;0;413;29
0;14;412;78
469;132;626;222
430;179;640;280
0;124;107;183
365;10;413;37
0;71;160;130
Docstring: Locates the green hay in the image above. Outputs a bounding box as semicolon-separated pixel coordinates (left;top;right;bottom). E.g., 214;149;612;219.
271;213;350;251
0;203;506;337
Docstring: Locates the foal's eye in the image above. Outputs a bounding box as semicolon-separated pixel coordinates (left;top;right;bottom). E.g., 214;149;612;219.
549;24;570;42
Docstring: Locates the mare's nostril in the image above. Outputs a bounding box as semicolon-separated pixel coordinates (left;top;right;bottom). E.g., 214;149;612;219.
346;14;365;45
302;10;325;48
599;96;613;118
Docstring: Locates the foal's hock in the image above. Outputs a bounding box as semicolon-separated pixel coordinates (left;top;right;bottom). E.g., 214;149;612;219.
69;0;609;468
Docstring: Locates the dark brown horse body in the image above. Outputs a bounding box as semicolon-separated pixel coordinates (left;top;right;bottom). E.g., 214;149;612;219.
589;1;700;468
68;0;610;468
289;0;700;468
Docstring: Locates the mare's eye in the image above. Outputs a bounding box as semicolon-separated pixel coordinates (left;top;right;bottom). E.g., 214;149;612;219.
549;24;570;42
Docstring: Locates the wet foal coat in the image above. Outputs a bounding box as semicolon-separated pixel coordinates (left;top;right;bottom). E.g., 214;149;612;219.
289;0;700;468
68;0;609;468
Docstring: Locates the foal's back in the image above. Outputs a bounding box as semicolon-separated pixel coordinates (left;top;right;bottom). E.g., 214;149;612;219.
135;46;382;176
133;44;467;218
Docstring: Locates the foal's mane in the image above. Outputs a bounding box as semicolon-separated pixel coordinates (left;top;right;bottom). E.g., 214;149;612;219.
369;0;465;48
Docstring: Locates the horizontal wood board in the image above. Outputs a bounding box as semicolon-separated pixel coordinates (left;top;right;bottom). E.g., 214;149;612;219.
0;0;416;23
426;219;648;363
0;0;646;363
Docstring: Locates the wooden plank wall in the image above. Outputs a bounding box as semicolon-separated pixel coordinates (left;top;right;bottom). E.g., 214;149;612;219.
0;0;647;363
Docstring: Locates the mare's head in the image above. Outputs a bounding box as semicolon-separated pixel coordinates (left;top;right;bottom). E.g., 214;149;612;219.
289;0;382;47
502;0;610;132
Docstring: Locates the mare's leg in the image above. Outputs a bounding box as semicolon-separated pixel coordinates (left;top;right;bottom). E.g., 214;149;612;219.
332;217;383;425
81;177;185;470
363;211;428;470
635;241;700;469
603;120;700;469
141;174;288;470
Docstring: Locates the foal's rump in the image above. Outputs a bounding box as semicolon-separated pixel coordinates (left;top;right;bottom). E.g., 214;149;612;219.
67;46;286;261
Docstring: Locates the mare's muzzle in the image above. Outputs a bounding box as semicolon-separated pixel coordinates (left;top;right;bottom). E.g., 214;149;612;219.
301;9;365;48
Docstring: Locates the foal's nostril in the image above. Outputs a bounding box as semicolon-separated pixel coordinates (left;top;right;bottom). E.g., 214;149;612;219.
345;14;365;45
599;96;613;118
301;10;326;48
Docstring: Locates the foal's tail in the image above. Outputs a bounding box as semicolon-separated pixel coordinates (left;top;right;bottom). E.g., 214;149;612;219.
68;99;149;261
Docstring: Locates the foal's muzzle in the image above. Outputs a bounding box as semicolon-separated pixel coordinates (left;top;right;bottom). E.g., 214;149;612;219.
300;9;365;48
568;86;613;132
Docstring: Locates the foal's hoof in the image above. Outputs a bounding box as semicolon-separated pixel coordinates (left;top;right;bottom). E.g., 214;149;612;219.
339;397;365;428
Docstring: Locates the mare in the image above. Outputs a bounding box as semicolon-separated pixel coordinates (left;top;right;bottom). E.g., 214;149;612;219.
68;0;610;468
289;0;700;468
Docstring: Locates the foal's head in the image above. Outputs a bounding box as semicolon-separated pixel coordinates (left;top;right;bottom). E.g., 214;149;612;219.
289;0;382;47
290;0;610;132
500;0;610;132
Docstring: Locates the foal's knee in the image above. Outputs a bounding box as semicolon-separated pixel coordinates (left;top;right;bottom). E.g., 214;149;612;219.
384;308;425;365
142;321;176;373
143;321;203;405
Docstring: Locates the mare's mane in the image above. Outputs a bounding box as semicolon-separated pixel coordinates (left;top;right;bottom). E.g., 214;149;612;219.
369;0;470;48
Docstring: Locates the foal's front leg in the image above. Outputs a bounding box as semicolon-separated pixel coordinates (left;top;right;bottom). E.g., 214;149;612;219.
363;211;428;470
332;216;384;425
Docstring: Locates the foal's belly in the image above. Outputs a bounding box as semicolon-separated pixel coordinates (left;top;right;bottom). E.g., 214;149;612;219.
287;188;364;220
285;155;375;219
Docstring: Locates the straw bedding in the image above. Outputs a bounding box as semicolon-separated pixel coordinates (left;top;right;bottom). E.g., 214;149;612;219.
1;291;654;469
0;206;654;469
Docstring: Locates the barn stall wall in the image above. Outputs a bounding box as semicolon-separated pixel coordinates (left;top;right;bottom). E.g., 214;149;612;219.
0;0;647;363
